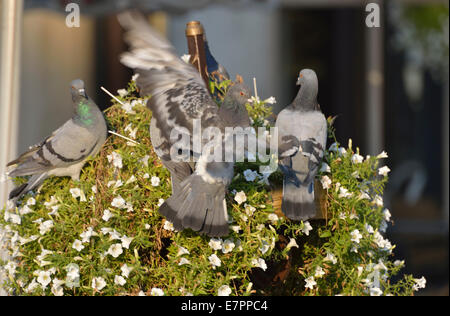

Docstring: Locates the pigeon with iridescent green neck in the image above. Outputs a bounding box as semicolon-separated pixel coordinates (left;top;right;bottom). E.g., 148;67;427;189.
7;79;108;204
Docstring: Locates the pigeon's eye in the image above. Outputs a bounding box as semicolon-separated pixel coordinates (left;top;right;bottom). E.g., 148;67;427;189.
240;92;245;96
299;74;303;78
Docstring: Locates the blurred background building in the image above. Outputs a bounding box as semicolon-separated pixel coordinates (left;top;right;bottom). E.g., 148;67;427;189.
0;0;448;295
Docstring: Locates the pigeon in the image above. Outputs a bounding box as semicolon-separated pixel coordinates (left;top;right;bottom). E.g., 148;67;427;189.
118;11;251;237
276;69;327;221
7;79;108;204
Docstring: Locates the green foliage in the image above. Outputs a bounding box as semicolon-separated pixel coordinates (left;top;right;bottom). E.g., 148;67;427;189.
0;79;424;296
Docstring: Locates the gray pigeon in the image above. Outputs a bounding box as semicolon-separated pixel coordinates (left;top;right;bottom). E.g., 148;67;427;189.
7;79;108;203
118;11;251;237
276;69;327;221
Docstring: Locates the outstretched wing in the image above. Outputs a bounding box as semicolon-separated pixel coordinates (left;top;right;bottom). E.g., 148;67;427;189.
118;11;222;152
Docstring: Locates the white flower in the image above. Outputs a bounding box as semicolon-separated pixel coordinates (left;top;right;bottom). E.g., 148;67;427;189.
151;288;164;296
320;176;332;189
338;187;353;199
151;176;161;187
5;261;17;276
251;258;268;271
259;240;271;255
358;191;371;200
48;205;59;216
217;285;232;296
244;204;256;217
314;266;325;278
329;143;339;152
383;209;392;222
111;196;126;209
177;246;190;257
4;211;21;225
222;239;235;254
102;209;113;222
44;196;58;209
117;89;128;97
92;277;107;291
72;239;85;252
230;225;241;233
66;264;80;282
378;166;391;177
51;279;65;296
413;277;427;291
370;287;383;296
264;96;277;104
19;205;33;216
286;238;299;251
107;152;123;169
372;195;384;207
208;254;222;268
91;185;97;194
234;191;247;205
377;151;389;159
107;243;123;258
114;275;127;286
126;175;137;185
337;147;347;156
351;154;364;164
163;220;174;232
39;220;54;235
121;102;136;114
209;238;223;251
26;197;36;206
37;270;52;289
243;169;258;182
301;221;313;236
70;188;87;202
121;235;133;249
181;54;191;63
268;213;279;225
36;249;53;267
319;162;331;173
80;227;97;243
178;258;191;266
132;73;140;81
350;229;363;244
121;264;133;278
324;252;337;264
304;276;317;290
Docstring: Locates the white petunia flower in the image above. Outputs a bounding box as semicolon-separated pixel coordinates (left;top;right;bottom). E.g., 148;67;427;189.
111;196;126;209
304;276;317;290
114;275;127;286
264;96;277;104
178;258;191;266
181;54;191;63
328;143;339;152
107;152;123;169
157;198;165;207
70;188;87;202
319;162;331;173
80;227;97;243
351;154;364;164
102;209;113;222
92;277;107;291
234;191;247;205
268;213;279;225
121;264;133;278
383;209;392;222
177;246;190;257
121;102;136;114
259;240;271;255
377;151;389;159
286;238;299;251
358;191;371;200
209;238;223;251
39;220;54;235
163;220;175;232
321;175;332;189
373;195;384;207
117;89;128;97
26;197;36;206
243;169;258;182
324;252;337;264
350;229;363;244
151;176;161;187
222;239;236;254
208;254;222;269
413;277;426;291
218;285;232;296
338;187;353;199
51;279;65;296
378;166;391;177
121;235;133;249
315;266;326;278
370;287;383;296
251;258;268;271
107;243;123;258
337;147;347;156
126;175;137;185
151;288;164;296
72;239;85;252
301;221;313;236
244;204;256;217
19;205;33;216
37;270;52;289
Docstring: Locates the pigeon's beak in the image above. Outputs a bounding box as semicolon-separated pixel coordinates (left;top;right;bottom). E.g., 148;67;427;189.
296;78;301;86
79;88;87;98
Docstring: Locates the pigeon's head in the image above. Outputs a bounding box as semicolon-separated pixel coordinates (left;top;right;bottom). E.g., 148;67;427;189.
70;79;88;99
228;83;251;106
296;69;317;87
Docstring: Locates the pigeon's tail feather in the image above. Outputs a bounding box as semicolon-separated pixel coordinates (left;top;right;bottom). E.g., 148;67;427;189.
159;175;229;237
282;179;316;221
9;173;47;203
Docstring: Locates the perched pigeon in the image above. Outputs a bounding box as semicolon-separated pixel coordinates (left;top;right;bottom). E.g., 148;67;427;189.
276;69;327;221
118;11;251;237
7;79;108;203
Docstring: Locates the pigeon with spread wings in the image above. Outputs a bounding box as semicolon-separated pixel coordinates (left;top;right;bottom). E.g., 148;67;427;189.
118;11;251;237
